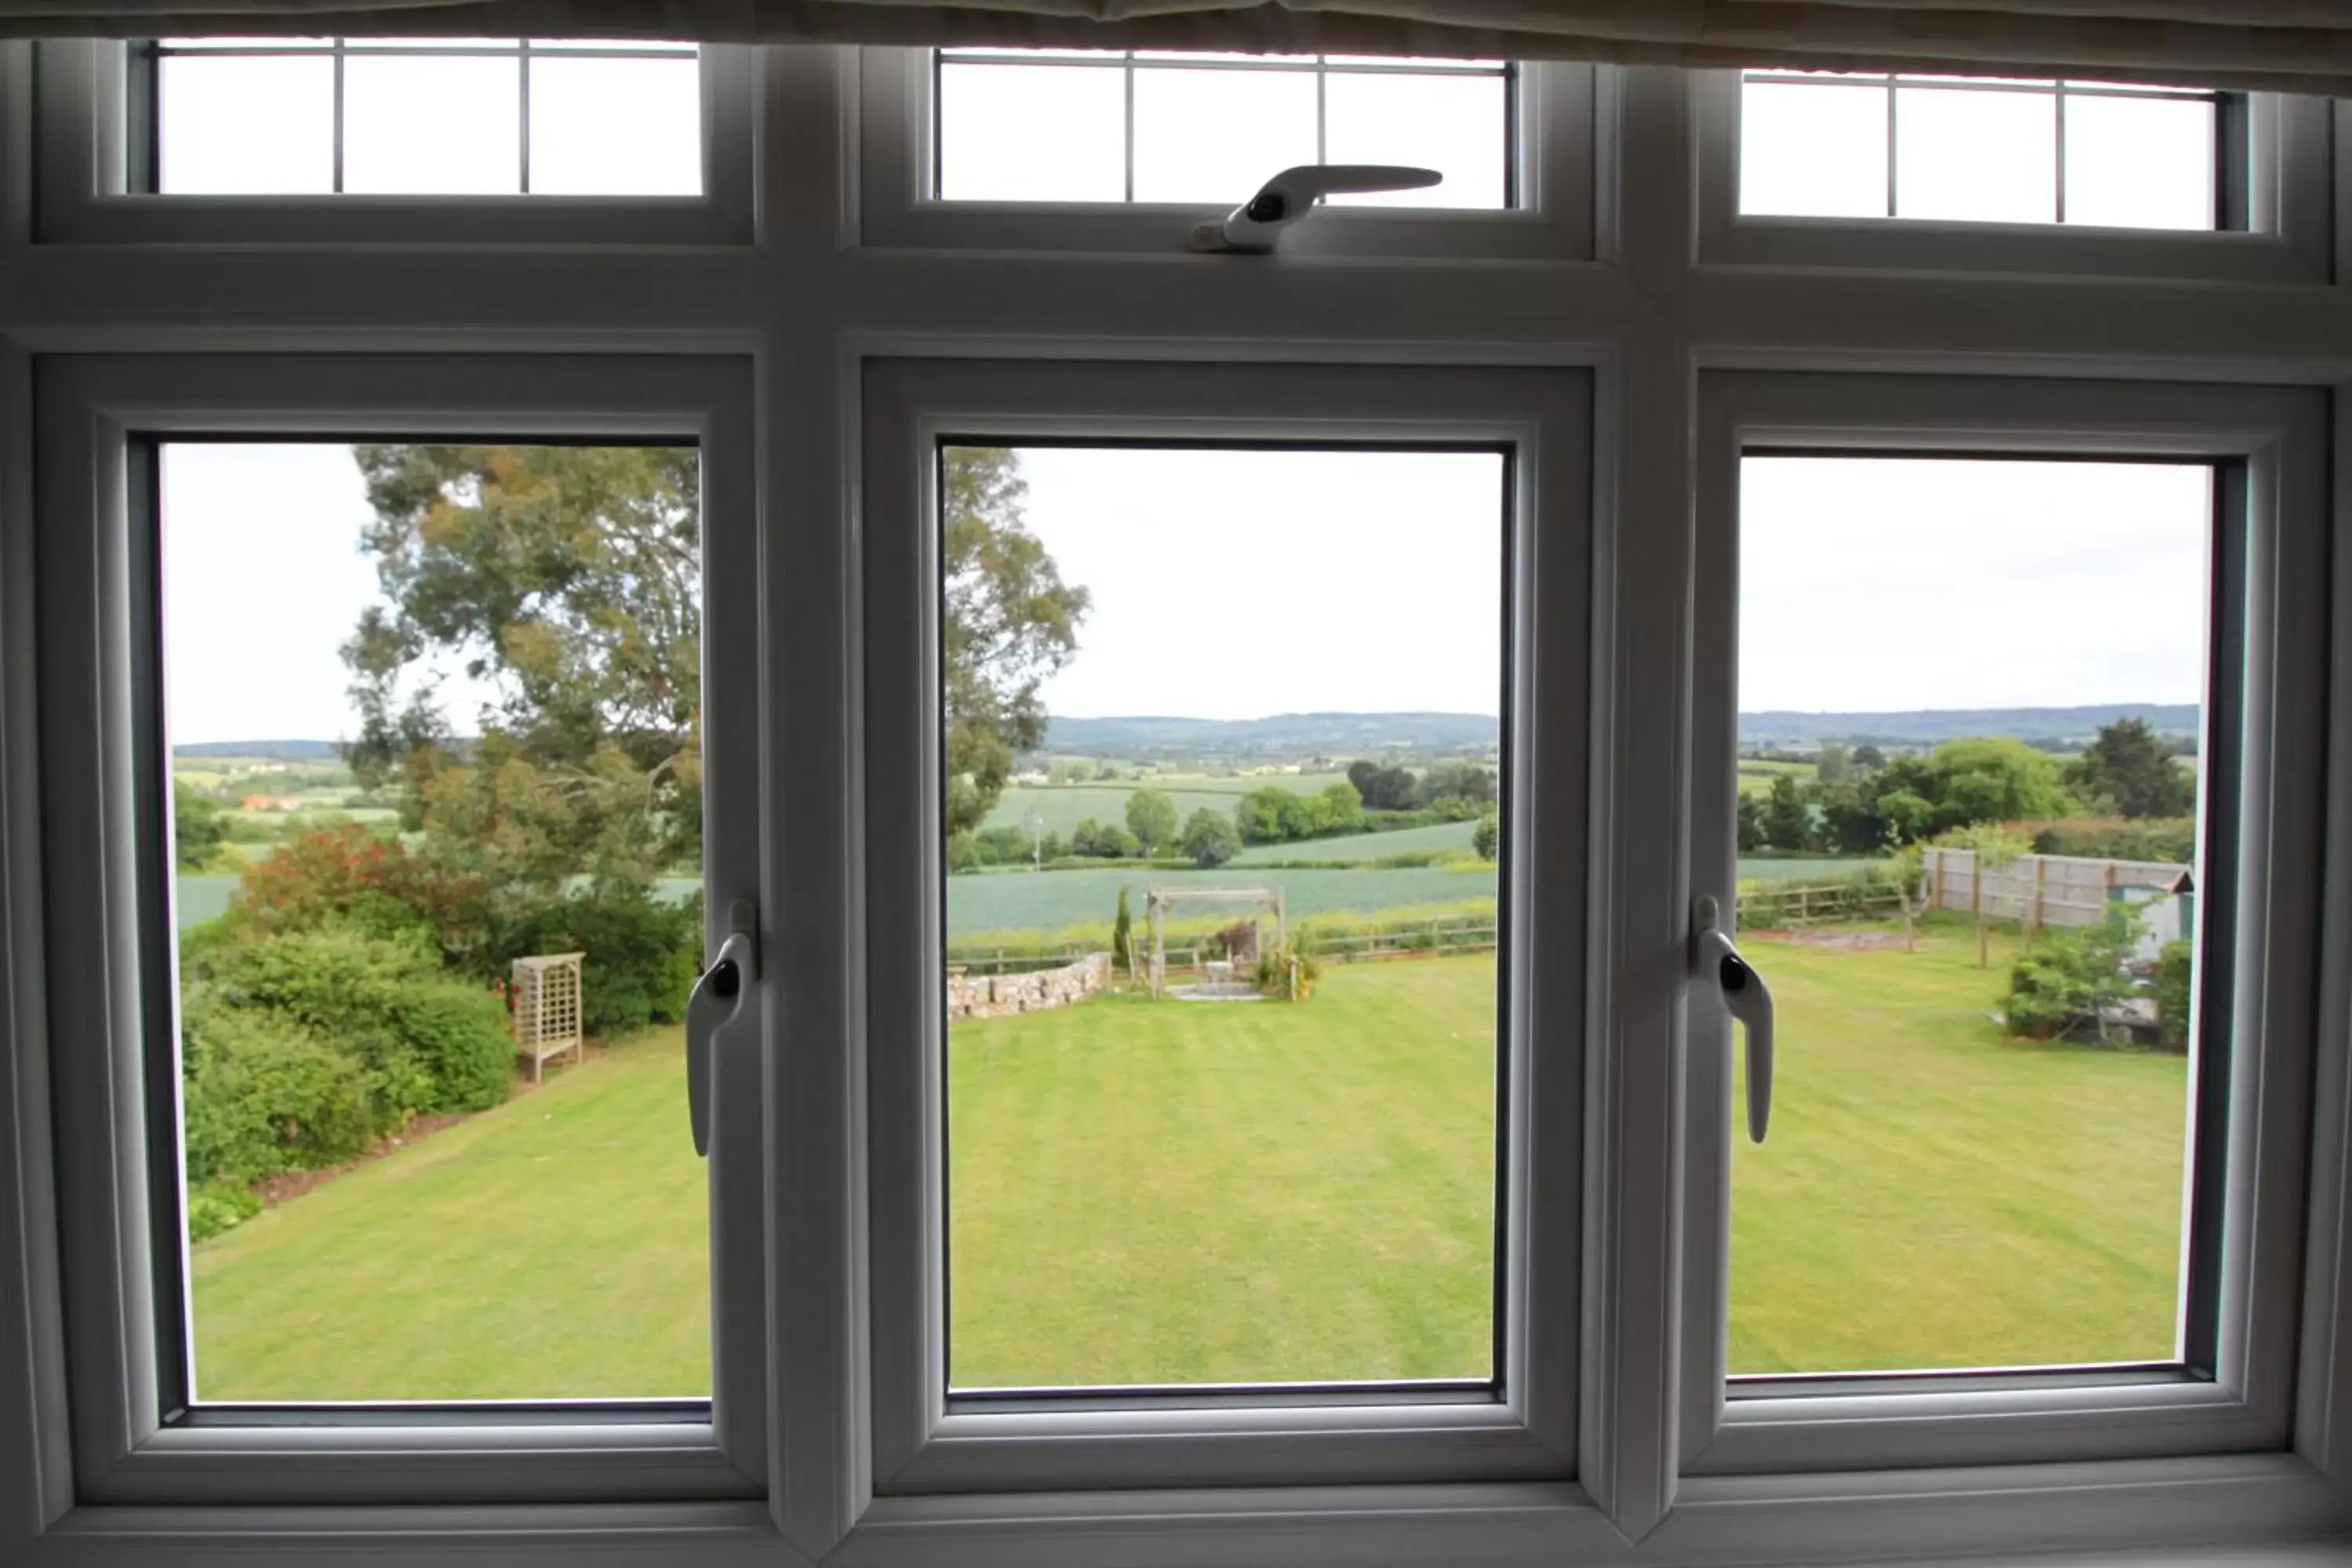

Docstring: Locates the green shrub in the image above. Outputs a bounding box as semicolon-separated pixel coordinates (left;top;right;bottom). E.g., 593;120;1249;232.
499;886;701;1037
2002;906;2145;1043
186;1182;263;1242
191;926;512;1123
2156;939;2193;1053
2024;816;2197;865
180;1000;375;1186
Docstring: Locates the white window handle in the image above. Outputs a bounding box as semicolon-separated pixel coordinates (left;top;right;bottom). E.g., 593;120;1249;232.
1191;164;1443;252
1694;895;1774;1144
684;898;758;1157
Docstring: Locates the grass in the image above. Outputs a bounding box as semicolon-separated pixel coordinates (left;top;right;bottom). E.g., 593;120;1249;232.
1729;924;2186;1372
949;959;1498;1387
1230;818;1479;864
984;774;1356;835
187;927;2187;1396
187;1028;709;1402
943;863;1499;938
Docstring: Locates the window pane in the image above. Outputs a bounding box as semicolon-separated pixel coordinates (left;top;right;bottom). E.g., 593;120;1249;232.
343;56;521;194
1131;66;1316;205
2064;93;2216;230
940;446;1504;1390
937;61;1126;201
1323;71;1508;209
1895;85;2058;222
1739;78;1888;218
1730;456;2208;1374
162;442;709;1402
157;56;335;194
528;55;701;194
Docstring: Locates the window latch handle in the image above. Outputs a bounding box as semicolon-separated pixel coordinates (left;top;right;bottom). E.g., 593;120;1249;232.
685;898;759;1158
1694;895;1774;1144
1190;164;1443;253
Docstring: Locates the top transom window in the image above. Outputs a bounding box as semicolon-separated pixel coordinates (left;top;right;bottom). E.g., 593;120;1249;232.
1739;70;2225;230
149;38;702;196
935;49;1512;209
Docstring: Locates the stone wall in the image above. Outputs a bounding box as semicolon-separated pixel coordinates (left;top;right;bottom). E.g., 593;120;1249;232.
946;952;1112;1021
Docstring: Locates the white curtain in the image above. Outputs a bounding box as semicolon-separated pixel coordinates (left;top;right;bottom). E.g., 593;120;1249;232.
0;0;2346;94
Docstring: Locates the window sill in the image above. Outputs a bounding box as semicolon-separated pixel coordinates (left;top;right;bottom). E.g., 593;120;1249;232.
24;1454;2349;1566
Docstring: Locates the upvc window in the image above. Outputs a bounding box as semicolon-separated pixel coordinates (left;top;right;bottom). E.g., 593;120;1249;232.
30;354;768;1504
859;358;1588;1493
1693;70;2333;281
1678;373;2328;1474
147;38;702;196
31;39;756;243
858;48;1593;257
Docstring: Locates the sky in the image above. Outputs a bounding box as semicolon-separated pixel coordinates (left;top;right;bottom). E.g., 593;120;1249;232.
162;443;2210;746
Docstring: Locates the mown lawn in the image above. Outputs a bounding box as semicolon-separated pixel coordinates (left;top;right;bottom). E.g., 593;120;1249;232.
189;932;2187;1399
189;1028;710;1402
949;960;1501;1388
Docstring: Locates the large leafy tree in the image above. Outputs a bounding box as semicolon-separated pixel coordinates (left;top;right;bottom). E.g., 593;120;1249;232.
344;444;1087;887
942;448;1091;836
2067;717;2194;818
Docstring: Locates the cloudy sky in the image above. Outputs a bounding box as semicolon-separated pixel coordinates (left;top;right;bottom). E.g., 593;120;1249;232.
162;442;2209;746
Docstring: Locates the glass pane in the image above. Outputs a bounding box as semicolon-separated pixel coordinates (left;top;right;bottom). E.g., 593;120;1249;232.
1895;85;2058;221
161;442;709;1401
528;55;701;194
1739;78;1889;218
157;55;335;194
937;61;1126;201
2064;92;2216;230
1324;71;1508;209
1730;456;2209;1374
343;37;520;48
939;446;1505;1390
1131;65;1316;205
343;56;521;194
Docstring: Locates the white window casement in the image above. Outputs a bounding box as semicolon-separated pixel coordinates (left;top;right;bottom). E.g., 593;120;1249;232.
1693;71;2334;281
23;354;769;1508
0;41;2347;1568
31;40;757;244
858;47;1595;259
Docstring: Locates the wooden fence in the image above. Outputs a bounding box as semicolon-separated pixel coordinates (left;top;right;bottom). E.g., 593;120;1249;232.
1919;848;2191;930
1735;882;1904;929
947;915;1499;978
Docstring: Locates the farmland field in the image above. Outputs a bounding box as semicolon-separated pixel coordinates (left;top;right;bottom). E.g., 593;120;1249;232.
946;864;1498;938
983;773;1356;835
185;930;2187;1396
1231;819;1479;863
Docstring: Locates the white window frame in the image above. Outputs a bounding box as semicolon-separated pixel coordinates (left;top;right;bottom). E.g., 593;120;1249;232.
31;41;758;245
1693;71;2335;282
858;355;1588;1494
24;353;768;1506
1676;372;2328;1475
857;47;1595;260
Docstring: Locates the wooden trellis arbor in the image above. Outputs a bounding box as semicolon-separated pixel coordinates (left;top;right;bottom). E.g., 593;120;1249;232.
1144;885;1286;998
511;951;585;1083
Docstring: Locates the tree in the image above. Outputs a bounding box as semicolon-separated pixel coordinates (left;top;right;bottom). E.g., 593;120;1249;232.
343;445;1087;897
1815;742;1850;784
1347;759;1417;811
1735;793;1765;853
1472;811;1499;861
175;782;229;871
1851;744;1887;771
1125;788;1178;854
1316;780;1364;835
1112;887;1135;982
2067;717;2194;818
1761;774;1815;851
1417;760;1495;808
1234;787;1290;845
1181;808;1241;869
1929;738;2074;829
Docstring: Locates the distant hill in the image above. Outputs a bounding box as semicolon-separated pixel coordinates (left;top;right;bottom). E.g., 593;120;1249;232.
174;739;341;760
1737;704;2199;746
1042;713;1499;758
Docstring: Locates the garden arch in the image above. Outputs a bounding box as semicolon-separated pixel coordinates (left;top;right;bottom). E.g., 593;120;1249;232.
1143;884;1286;998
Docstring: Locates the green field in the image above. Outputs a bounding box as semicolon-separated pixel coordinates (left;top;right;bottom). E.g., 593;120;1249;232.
946;865;1499;938
187;929;2186;1396
189;1027;710;1401
1231;819;1479;864
1737;855;1882;884
984;773;1355;835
